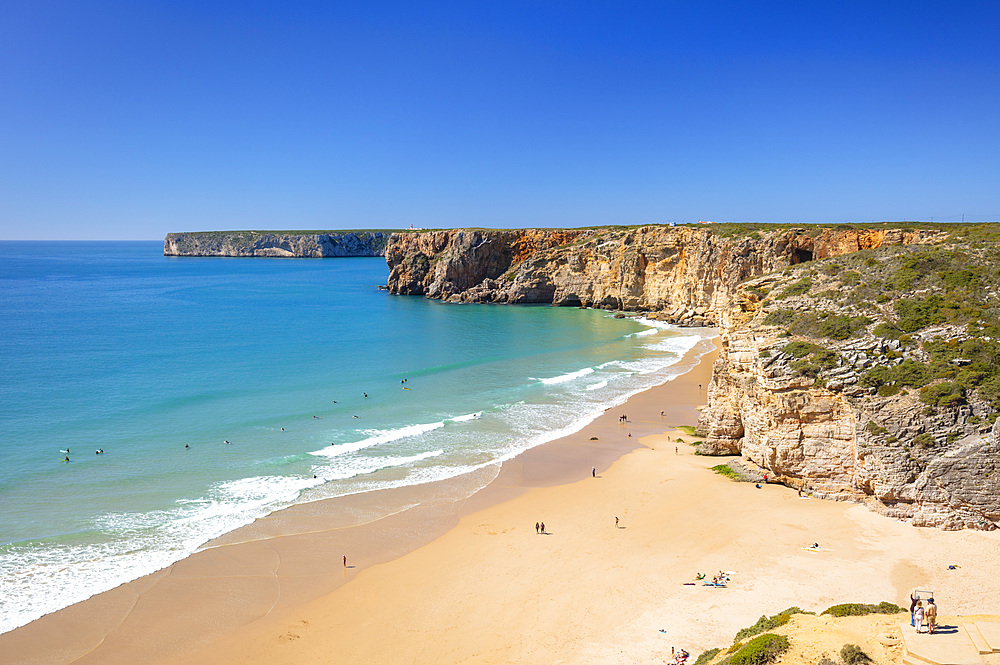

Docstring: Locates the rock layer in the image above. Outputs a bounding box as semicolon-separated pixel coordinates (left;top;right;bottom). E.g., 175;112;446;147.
385;226;941;325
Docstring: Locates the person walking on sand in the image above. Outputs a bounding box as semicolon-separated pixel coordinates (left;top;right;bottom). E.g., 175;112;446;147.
926;598;937;634
592;467;596;478
913;601;925;633
615;516;619;528
540;522;545;534
535;522;540;534
343;555;347;568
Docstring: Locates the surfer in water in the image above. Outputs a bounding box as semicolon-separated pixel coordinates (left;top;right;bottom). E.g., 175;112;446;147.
95;449;103;454
224;440;231;445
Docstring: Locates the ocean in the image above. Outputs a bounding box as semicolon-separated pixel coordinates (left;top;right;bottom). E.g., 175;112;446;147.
0;241;715;634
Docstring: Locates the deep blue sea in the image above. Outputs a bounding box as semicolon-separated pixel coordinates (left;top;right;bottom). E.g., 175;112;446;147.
0;241;715;633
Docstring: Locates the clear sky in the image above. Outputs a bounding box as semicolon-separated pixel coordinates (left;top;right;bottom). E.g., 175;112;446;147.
1;1;998;239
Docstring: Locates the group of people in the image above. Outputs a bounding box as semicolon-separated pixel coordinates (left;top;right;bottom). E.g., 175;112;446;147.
618;414;628;422
534;522;546;534
910;593;938;634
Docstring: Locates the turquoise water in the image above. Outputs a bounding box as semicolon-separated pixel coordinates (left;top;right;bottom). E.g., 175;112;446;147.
0;241;715;633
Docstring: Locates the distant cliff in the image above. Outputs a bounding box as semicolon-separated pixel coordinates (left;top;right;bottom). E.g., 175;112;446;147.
164;231;392;257
385;226;942;325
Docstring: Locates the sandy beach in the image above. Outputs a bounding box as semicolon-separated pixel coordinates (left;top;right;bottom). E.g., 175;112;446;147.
5;341;1000;665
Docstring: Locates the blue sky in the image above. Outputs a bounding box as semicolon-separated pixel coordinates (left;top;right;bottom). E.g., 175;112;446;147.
1;1;998;239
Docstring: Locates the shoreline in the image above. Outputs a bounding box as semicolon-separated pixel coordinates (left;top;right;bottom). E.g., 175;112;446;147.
1;337;721;665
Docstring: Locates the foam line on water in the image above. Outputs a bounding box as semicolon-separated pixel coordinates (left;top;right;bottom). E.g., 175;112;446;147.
0;472;324;634
319;449;444;481
309;421;446;458
532;367;594;385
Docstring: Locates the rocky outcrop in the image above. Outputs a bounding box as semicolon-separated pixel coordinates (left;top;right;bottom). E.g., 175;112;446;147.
385;226;942;325
697;247;1000;530
164;231;391;257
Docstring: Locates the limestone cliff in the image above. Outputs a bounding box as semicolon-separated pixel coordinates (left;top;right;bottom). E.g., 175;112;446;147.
385;223;999;530
386;226;942;325
164;230;391;257
698;234;1000;530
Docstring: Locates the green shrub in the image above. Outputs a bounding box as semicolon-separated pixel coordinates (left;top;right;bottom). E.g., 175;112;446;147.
734;607;811;642
865;421;887;435
821;602;904;617
678;425;698;436
920;382;965;408
759;349;771;358
763;309;796;326
783;341;822;358
693;648;721;665
728;634;790;665
895;296;945;332
841;271;861;285
711;464;742;481
873;322;903;339
778;278;812;299
840;644;871;665
913;433;934;448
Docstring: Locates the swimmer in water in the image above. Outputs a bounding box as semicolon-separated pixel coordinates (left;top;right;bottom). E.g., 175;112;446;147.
281;427;285;431
353;415;359;418
333;400;338;403
95;449;103;454
63;456;70;462
224;440;231;445
185;444;190;449
60;448;70;454
363;392;368;399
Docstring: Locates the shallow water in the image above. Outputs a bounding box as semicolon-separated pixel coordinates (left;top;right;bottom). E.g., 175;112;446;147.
0;241;715;633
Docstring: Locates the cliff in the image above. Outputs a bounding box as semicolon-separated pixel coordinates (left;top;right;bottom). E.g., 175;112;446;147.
385;223;1000;530
164;230;392;257
385;226;942;326
697;230;1000;530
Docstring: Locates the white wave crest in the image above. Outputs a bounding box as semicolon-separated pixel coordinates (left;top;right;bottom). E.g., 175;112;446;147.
448;412;481;422
533;367;594;385
320;449;444;481
586;380;608;391
309;421;446;458
645;334;701;355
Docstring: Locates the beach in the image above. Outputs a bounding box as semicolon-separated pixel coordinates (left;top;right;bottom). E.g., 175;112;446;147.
5;342;1000;665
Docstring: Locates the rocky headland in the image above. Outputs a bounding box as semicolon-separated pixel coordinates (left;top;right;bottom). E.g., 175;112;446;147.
382;223;1000;530
164;230;391;257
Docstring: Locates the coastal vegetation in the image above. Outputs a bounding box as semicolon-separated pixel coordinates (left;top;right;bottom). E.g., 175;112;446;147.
820;602;904;617
734;607;812;641
697;602;904;665
726;633;790;665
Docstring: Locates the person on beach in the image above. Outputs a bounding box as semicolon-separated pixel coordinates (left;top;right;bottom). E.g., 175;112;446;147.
535;522;540;534
540;522;545;534
592;467;596;478
343;555;347;568
913;601;925;633
675;446;678;454
615;516;619;527
910;592;920;626
926;598;937;634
